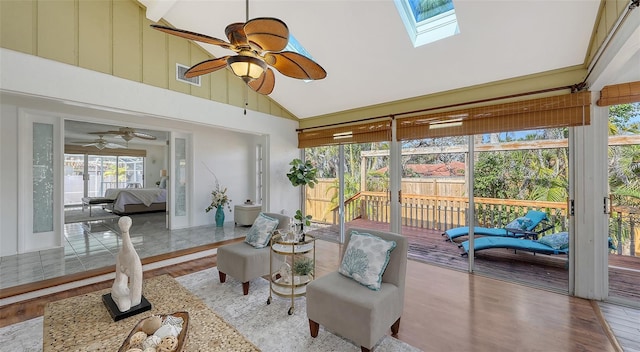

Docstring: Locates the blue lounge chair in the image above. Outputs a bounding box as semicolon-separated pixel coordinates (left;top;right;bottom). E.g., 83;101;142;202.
459;234;569;256
442;210;552;242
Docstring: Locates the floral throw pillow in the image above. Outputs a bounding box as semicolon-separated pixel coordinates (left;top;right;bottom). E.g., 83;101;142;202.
505;217;533;231
245;213;279;248
338;231;397;291
538;232;569;250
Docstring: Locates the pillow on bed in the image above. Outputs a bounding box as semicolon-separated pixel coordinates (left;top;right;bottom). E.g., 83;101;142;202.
158;177;168;189
538;232;569;250
338;231;396;291
505;217;533;230
244;213;279;248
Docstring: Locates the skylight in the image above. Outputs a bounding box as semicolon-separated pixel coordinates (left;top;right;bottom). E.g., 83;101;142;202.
395;0;459;47
285;34;318;82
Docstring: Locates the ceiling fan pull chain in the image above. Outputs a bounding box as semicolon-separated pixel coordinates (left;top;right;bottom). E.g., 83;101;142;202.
244;85;248;115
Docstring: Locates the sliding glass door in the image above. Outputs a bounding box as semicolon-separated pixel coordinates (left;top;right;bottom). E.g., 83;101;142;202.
471;128;570;293
607;102;640;306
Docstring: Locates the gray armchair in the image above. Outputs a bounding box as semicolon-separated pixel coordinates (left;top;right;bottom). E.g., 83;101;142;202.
306;227;408;352
217;212;289;295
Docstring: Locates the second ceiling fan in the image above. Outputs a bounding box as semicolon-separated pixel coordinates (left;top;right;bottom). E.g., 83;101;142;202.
151;2;326;95
89;127;157;143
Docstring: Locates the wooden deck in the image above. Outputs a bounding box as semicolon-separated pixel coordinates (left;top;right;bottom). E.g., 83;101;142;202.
308;218;640;302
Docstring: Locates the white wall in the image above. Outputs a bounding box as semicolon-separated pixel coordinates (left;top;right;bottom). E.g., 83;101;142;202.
143;144;168;188
0;48;300;255
0;108;19;256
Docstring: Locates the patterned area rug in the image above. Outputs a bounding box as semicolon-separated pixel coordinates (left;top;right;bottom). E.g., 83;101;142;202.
177;268;422;352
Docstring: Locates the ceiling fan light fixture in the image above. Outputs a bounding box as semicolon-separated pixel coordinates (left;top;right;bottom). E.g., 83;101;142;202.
227;55;267;83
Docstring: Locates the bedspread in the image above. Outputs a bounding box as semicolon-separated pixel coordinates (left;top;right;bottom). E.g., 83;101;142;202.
105;188;167;213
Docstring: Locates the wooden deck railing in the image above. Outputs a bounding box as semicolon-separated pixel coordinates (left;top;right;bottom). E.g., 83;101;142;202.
322;193;639;258
327;192;567;232
610;205;639;256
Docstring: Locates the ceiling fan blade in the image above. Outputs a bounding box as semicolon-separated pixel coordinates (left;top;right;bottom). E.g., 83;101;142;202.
132;132;157;140
244;17;289;52
225;22;248;47
265;52;327;80
185;57;229;78
150;24;234;50
88;130;123;136
105;143;126;149
247;68;275;95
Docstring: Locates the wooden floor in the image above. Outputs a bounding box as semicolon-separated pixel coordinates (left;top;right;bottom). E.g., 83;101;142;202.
0;238;620;351
311;219;640;302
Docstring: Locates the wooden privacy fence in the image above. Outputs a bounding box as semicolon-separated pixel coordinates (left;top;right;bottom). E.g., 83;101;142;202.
305;178;466;223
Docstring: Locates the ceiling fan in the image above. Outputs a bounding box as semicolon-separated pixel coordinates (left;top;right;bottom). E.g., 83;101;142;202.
150;2;326;95
71;135;125;150
88;127;157;143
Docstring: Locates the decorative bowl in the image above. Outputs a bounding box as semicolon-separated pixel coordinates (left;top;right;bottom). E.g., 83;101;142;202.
118;311;189;352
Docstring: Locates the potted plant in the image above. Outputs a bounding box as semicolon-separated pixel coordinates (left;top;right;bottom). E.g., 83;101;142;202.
292;256;314;278
286;158;318;237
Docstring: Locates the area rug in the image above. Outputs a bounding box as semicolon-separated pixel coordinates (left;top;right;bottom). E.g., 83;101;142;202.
41;275;258;351
64;207;119;224
176;268;422;352
0;269;422;352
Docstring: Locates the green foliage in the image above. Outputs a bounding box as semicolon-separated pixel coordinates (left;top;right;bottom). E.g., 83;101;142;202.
292;257;314;276
609;103;640;135
294;209;312;226
287;158;318;188
287;158;317;227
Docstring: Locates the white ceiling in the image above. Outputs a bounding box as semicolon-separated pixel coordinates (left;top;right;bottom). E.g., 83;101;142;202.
139;0;605;119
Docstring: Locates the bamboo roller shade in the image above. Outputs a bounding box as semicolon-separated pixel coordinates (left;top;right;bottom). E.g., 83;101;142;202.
298;119;392;148
64;145;147;157
397;91;591;140
597;81;640;106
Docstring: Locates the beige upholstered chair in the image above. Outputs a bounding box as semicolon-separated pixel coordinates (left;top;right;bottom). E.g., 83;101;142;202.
217;212;289;295
306;227;408;352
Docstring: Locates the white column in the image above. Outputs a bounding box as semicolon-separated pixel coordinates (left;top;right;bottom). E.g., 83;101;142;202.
390;119;401;233
571;94;609;299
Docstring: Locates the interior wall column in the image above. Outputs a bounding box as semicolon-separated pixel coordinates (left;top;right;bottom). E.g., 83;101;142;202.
571;92;609;299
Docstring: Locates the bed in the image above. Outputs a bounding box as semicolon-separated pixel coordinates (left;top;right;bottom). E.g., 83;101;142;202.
105;188;167;214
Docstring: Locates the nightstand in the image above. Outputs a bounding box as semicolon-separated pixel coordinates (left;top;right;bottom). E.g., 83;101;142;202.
234;204;262;226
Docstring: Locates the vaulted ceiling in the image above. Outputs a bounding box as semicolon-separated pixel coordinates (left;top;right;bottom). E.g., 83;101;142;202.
137;0;614;120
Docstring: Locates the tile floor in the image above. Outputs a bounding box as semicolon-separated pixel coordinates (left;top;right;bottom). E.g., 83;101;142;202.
0;212;249;290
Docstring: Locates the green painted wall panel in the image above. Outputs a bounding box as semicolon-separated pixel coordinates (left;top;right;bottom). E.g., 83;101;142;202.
246;88;258;112
257;95;270;114
227;74;245;109
142;16;168;88
113;0;142;81
0;0;296;121
189;44;210;100
0;0;36;54
210;69;229;103
79;0;112;74
38;0;76;65
167;36;190;94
